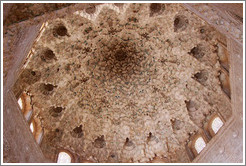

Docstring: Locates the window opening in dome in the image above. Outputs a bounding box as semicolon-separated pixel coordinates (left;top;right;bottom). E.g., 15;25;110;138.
211;117;224;134
194;137;206;154
57;152;72;163
18;98;23;109
30;122;34;133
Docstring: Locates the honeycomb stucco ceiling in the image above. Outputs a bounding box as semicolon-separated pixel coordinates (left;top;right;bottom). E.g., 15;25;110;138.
13;3;232;163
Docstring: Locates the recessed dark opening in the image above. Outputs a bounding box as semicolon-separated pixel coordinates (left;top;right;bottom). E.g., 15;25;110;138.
128;17;139;23
126;137;129;142
174;18;180;26
49;106;63;117
188;46;205;60
94;135;106;148
73;125;83;134
192;70;208;85
71;125;83;138
200;28;205;33
85;5;96;14
44;84;55;91
147;132;152;141
31;71;36;76
54;107;62;113
150;3;163;15
41;49;56;61
125;137;134;147
115;50;127;61
174;15;188;32
54;25;68;37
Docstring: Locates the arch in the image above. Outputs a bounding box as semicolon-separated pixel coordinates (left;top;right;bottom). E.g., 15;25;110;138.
36;129;43;145
30;121;34;133
57;152;71;163
18;92;33;122
17;92;44;144
17;97;23;109
188;131;208;157
194;137;206;154
32;117;43;145
211;117;224;134
204;113;225;137
56;150;74;163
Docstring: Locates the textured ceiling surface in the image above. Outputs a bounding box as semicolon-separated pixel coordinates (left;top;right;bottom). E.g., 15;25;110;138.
13;3;232;163
4;3;73;26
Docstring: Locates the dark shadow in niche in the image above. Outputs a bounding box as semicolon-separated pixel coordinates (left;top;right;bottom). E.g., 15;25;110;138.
147;132;153;142
185;100;197;113
124;137;135;148
147;132;159;144
85;4;96;14
188;45;205;60
53;24;69;37
171;119;183;131
94;135;106;148
40;48;57;62
149;3;165;17
174;15;189;32
71;125;83;138
192;70;208;86
40;83;57;95
49;106;63;117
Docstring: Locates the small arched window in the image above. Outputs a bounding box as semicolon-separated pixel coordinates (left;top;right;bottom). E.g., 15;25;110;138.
17;92;44;145
57;151;72;163
194;137;206;154
30;122;34;133
187;132;208;157
18;92;33;122
18;98;23;109
31;118;43;145
205;113;225;137
211;117;224;134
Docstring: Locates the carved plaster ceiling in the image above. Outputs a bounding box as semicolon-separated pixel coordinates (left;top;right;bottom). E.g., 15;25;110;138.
13;3;232;163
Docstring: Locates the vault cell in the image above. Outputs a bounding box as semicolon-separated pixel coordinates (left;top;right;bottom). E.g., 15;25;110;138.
40;48;56;62
174;15;189;32
49;106;63;117
53;24;68;37
94;135;106;148
71;125;83;138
